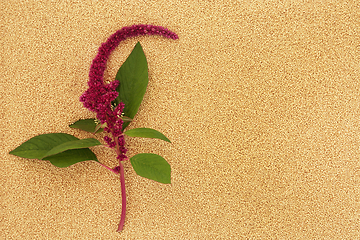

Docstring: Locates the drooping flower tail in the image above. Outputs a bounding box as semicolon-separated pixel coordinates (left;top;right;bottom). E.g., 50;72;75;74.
79;25;178;160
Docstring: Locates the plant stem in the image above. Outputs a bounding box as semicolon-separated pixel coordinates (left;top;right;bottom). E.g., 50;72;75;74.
96;162;119;174
117;161;126;232
104;113;127;231
105;114;121;156
100;144;113;149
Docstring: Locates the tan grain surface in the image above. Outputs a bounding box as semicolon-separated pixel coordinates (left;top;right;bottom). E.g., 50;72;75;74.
1;1;360;239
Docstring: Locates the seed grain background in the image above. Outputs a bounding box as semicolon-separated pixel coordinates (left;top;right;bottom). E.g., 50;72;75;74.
1;1;360;239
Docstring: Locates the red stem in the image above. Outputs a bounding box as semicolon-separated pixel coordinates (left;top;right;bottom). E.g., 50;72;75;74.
117;161;126;232
105;114;121;156
105;112;127;231
96;162;119;174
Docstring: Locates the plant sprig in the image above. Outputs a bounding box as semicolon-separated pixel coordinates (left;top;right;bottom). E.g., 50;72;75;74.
9;25;178;232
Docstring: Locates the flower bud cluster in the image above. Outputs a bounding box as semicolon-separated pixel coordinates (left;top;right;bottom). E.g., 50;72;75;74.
79;25;178;161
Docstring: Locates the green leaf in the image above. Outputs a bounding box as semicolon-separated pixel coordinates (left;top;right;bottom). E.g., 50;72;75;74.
43;149;98;168
114;42;148;130
9;133;101;167
121;116;133;122
43;138;101;158
130;153;171;184
69;119;103;133
124;128;171;143
94;122;105;133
